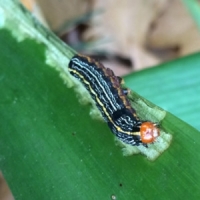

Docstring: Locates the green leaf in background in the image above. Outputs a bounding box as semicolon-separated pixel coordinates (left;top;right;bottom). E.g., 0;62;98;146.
0;1;200;200
124;53;200;131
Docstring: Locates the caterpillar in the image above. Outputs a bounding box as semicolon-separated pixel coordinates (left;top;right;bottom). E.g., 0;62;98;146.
68;54;159;146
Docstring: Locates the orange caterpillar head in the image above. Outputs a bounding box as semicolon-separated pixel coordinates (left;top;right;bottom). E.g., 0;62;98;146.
140;122;160;144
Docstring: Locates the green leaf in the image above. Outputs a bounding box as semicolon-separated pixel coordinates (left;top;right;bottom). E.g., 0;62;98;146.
0;1;200;200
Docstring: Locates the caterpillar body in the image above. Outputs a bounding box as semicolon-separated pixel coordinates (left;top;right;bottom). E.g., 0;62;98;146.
68;54;159;146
